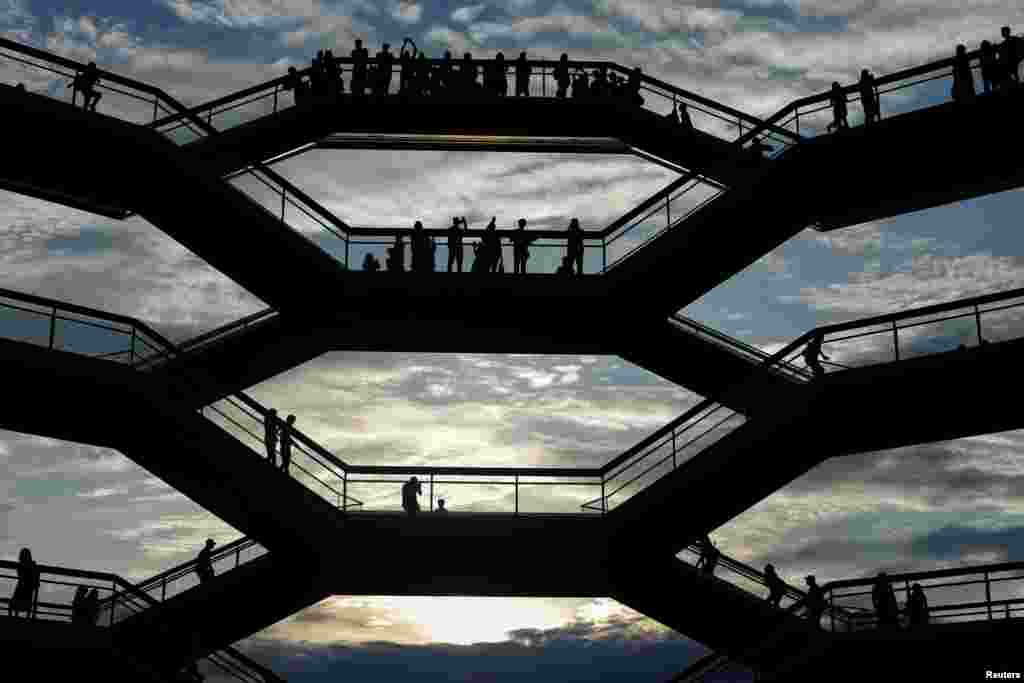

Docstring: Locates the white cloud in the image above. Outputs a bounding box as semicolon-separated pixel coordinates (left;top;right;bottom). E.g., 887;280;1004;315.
391;1;422;24
786;252;1024;317
451;4;485;23
0;0;33;25
423;25;476;53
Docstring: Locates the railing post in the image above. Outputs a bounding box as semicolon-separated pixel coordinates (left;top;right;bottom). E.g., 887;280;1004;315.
892;320;900;361
345;235;350;269
666;194;671;228
49;307;56;349
161;577;166;602
601;479;606;515
975;304;983;345
515;474;519;515
986;571;993;620
672;428;677;469
109;583;117;626
273;85;279;113
829;591;834;632
280;187;286;224
342;472;347;511
602;240;607;273
130;328;136;363
235;546;241;568
429;473;434;512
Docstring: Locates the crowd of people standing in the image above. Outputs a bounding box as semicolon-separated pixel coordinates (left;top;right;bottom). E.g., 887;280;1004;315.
283;39;648;104
366;216;587;275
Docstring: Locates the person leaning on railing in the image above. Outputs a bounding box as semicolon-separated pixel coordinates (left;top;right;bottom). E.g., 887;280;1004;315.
764;564;786;608
803;575;825;627
7;547;39;618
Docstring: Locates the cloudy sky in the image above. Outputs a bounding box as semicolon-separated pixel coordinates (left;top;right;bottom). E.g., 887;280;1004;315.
3;1;1024;680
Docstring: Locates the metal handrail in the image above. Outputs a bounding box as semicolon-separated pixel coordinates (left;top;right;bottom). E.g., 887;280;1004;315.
3;282;1023;516
150;57;782;140
0;559;277;682
0;36;216;137
121;537;261;598
736;46;985;149
175;309;278;355
679;559;1024;681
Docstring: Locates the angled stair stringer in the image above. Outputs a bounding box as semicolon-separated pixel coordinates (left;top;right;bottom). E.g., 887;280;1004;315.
605;388;823;557
113;553;331;674
608;555;818;669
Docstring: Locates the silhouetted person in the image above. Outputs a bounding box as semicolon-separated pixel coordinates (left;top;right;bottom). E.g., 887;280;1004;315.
81;588;100;625
195;539;215;584
411;220;432;272
566;218;584;275
375;43;394;96
697;535;720;575
556;255;574;275
981;40;998;94
765;564;785;608
554;54;570;98
678;102;694;132
572;68;589;99
515;52;530;96
483;217;502;273
804;575;825;627
440;50;454;92
859;69;879;125
280;414;295;474
8;548;38;618
386;234;406;272
471;241;487;273
418;52;434;96
324;49;342;96
283;67;303;105
448;217;466;272
310;50;325;97
664;103;680;125
802;333;829;378
906;583;929;627
490;52;508;96
72;62;102;111
629;67;644;106
872;572;899;630
71;585;88;623
591;67;608;98
952;44;976;103
826;82;848;132
362;253;381;271
511;218;536;274
399;38;417;94
1000;26;1022;86
264;408;278;466
402;476;422;516
462;53;478;92
436;498;449;513
351;39;369;96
